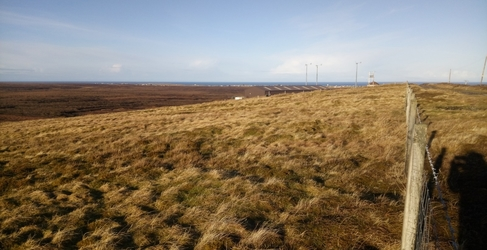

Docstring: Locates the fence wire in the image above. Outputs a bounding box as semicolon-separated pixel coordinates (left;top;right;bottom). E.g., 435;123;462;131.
415;176;430;250
403;85;459;249
415;99;459;249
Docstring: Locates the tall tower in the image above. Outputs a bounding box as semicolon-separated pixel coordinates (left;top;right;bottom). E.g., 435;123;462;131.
368;71;375;85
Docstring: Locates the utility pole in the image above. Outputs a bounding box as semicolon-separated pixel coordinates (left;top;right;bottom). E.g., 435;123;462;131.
305;63;312;85
449;69;451;83
481;55;487;85
355;62;361;88
316;64;322;85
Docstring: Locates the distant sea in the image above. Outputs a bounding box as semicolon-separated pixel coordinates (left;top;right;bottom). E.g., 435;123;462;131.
2;81;483;86
129;82;372;87
155;82;373;87
91;81;484;86
17;81;379;87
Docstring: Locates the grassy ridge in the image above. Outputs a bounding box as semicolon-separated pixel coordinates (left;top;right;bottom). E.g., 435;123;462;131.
1;84;412;249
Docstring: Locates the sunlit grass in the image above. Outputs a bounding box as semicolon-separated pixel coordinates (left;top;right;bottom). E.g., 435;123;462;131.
411;83;487;249
2;83;484;248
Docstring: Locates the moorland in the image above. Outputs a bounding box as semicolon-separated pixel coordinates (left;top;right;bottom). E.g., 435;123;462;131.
0;83;245;122
0;83;486;249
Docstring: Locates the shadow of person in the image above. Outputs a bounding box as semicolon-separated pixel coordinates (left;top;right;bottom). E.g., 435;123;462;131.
448;151;487;249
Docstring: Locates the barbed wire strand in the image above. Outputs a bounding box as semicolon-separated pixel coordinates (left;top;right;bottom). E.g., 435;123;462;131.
417;106;459;250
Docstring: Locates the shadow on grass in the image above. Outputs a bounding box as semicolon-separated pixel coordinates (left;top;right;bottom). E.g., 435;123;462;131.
428;146;445;198
448;151;487;249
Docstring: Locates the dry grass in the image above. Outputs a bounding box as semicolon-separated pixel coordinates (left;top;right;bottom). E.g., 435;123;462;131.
2;83;482;249
411;83;487;249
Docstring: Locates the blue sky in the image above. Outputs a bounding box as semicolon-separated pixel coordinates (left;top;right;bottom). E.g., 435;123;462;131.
0;0;486;83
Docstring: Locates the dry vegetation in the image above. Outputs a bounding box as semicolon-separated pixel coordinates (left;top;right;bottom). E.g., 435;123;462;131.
412;83;487;249
0;83;485;249
0;83;245;122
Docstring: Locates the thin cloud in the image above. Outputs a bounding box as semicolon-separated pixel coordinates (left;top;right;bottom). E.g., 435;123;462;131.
109;64;122;73
0;10;153;44
189;60;215;70
0;10;95;33
270;54;352;76
384;5;415;16
0;67;35;73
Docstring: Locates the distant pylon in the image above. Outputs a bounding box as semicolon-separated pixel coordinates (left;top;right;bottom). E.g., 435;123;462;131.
481;55;487;85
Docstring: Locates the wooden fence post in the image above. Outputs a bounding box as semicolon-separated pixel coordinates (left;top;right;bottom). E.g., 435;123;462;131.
406;86;411;117
405;94;417;175
401;124;427;250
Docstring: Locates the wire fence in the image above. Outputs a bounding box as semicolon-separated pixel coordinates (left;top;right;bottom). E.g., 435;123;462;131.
402;83;458;250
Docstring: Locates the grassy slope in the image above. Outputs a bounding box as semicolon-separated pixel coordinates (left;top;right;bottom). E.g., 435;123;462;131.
0;83;440;249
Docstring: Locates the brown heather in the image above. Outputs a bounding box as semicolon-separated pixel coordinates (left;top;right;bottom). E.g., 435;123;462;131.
0;83;485;249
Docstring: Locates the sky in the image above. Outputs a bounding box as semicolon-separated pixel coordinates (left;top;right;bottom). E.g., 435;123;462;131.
0;0;486;83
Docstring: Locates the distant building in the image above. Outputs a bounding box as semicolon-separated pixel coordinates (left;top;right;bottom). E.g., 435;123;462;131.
367;72;380;87
244;85;327;98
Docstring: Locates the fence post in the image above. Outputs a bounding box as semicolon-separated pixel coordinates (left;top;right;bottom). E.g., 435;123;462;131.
405;86;411;173
405;85;411;117
401;124;427;250
405;94;417;175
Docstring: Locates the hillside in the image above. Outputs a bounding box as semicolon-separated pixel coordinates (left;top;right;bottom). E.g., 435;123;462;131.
1;83;485;249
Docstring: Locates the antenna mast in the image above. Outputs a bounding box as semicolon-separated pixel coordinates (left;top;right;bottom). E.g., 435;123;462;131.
481;55;487;85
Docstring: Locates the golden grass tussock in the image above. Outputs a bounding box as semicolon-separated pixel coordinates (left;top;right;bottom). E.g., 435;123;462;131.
1;83;485;249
